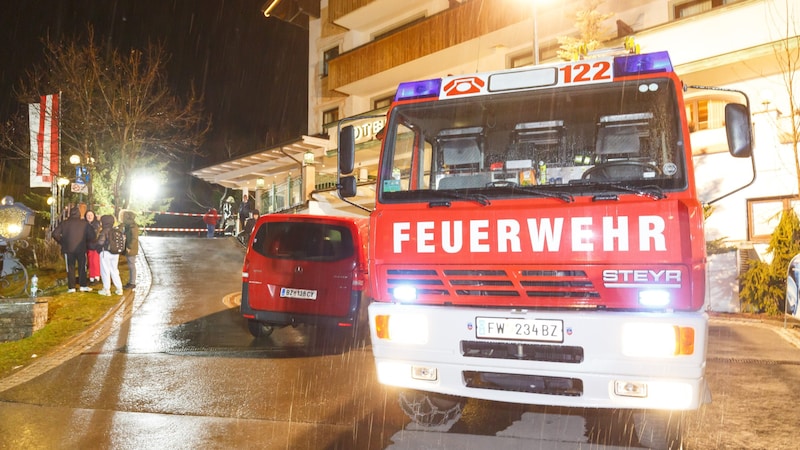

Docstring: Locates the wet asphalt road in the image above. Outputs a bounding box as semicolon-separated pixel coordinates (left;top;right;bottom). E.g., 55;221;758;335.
0;237;408;449
1;236;800;449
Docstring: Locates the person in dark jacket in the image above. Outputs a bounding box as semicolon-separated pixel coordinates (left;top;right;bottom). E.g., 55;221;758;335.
238;194;253;232
52;206;96;293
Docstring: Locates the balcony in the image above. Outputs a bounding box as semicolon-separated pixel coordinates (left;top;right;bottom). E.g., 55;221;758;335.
327;0;531;94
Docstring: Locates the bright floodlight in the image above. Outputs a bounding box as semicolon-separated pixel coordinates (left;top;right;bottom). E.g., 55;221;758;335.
131;174;160;203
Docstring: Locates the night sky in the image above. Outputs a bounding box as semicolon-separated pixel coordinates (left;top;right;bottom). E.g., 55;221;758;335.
0;0;309;169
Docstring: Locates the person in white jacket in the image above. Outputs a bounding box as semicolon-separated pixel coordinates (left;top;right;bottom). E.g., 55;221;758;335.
96;214;124;296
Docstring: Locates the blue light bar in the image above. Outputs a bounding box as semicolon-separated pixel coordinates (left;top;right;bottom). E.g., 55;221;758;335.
614;51;673;77
394;79;442;102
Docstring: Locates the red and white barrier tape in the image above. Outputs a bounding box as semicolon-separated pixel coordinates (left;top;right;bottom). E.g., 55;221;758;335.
143;211;206;217
143;227;223;232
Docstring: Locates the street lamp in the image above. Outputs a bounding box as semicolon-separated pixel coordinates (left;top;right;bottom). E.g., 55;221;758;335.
0;196;35;241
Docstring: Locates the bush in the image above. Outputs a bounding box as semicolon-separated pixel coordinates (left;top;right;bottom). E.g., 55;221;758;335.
739;209;800;315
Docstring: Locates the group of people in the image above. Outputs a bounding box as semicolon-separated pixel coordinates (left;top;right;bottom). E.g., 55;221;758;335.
202;193;260;240
52;205;140;297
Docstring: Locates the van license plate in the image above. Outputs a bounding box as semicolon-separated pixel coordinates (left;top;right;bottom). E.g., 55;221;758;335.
475;317;563;342
280;287;317;300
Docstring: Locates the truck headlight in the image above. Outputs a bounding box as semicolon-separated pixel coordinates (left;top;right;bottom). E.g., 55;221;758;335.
392;285;417;302
638;289;670;307
622;323;695;357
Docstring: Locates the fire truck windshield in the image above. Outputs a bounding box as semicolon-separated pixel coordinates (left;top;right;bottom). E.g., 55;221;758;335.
379;77;687;203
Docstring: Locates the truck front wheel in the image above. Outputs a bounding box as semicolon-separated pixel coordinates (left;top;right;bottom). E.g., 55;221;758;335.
631;409;685;450
398;390;465;429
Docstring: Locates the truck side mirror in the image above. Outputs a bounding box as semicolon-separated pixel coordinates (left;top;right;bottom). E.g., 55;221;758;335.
338;175;357;198
339;125;356;174
725;103;752;158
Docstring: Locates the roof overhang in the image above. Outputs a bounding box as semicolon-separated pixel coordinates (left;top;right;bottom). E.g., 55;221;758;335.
190;135;334;190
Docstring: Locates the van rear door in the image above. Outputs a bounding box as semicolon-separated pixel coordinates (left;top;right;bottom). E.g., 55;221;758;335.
246;219;359;318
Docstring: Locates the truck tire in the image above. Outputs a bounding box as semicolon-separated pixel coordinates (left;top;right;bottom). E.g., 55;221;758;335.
398;390;465;429
632;409;685;450
247;319;274;338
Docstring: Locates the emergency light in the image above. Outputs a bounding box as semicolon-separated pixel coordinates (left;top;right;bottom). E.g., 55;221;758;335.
394;79;442;101
613;51;673;76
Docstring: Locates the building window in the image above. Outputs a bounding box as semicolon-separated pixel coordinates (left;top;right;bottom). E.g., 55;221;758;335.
373;95;394;110
671;0;742;19
685;95;738;132
322;46;339;77
747;196;800;242
508;41;560;68
322;107;339;127
510;52;534;69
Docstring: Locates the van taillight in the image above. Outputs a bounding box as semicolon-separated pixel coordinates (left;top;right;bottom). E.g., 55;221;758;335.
352;271;365;291
242;260;250;282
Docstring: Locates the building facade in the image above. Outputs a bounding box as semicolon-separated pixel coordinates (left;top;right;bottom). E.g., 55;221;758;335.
194;0;800;254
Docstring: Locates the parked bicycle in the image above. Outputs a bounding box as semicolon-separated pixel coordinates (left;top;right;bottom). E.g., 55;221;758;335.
0;238;29;298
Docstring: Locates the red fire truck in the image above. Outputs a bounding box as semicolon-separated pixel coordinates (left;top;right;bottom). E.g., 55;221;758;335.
338;50;753;448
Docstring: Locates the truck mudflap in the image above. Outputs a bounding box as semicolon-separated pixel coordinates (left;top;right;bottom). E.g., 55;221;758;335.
368;302;708;410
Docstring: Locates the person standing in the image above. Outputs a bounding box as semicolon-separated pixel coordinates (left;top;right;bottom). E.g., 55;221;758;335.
52;206;95;293
119;209;140;290
84;210;101;283
202;207;219;238
238;194;253;232
95;214;124;296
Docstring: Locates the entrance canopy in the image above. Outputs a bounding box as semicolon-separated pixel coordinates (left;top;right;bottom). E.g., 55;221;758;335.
190;135;334;191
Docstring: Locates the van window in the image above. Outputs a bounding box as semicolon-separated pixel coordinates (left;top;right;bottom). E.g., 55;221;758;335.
251;221;355;261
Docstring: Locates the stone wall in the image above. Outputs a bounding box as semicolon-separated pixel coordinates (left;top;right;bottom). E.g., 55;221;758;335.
0;297;49;342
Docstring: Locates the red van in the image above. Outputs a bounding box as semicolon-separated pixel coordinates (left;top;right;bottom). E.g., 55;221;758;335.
240;214;369;339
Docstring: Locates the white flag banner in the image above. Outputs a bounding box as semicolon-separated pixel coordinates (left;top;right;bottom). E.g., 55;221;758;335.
29;93;60;188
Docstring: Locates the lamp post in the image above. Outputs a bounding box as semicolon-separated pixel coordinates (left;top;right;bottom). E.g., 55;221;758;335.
69;153;94;207
527;0;552;65
532;0;540;65
56;177;70;222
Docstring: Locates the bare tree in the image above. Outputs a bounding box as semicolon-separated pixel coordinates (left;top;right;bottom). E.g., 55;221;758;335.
768;0;800;194
2;27;210;215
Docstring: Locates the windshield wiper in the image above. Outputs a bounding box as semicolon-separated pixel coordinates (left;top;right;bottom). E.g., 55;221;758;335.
486;183;574;203
569;180;666;200
428;190;491;206
605;183;666;200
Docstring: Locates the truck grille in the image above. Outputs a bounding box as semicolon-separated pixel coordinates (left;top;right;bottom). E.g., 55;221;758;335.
461;340;584;363
463;371;583;396
386;268;600;301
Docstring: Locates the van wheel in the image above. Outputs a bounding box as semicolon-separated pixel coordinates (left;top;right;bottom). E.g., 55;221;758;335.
247;320;274;338
398;390;465;429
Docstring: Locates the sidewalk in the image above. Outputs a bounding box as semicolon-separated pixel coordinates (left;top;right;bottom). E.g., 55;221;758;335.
0;247;152;393
709;312;800;349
